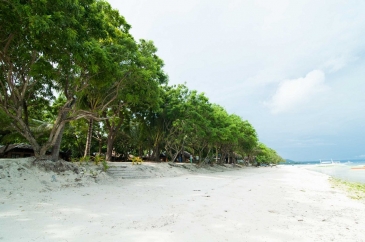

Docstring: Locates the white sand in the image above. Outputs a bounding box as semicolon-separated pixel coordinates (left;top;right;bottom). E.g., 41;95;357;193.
1;158;364;242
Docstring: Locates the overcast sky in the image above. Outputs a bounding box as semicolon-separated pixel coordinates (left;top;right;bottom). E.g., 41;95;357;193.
108;0;365;161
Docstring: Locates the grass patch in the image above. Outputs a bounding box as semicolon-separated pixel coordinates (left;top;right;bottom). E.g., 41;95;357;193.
330;177;365;200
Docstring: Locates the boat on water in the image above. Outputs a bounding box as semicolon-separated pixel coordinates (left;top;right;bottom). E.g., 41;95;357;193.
317;159;342;166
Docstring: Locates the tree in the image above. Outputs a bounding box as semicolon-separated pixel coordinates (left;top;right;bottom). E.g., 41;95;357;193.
103;40;167;161
233;116;258;162
159;84;191;161
0;0;135;160
256;143;285;165
181;91;214;164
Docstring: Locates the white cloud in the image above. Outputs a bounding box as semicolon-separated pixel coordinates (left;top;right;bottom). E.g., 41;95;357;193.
265;70;328;114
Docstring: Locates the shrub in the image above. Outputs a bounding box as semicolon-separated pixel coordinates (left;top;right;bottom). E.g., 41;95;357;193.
102;160;109;171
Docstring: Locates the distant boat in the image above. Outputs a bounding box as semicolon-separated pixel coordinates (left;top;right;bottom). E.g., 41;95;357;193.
318;159;342;166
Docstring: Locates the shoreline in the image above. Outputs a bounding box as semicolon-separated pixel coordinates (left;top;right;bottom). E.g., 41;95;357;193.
298;163;365;184
1;159;365;241
289;164;365;201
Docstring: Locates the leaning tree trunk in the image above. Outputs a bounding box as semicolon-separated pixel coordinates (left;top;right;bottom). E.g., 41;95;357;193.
49;112;68;161
83;118;93;157
11;116;42;157
50;124;65;161
171;149;182;163
50;100;75;161
0;144;10;157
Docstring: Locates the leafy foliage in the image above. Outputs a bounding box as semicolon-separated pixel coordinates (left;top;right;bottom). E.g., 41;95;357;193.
255;143;285;165
93;154;105;166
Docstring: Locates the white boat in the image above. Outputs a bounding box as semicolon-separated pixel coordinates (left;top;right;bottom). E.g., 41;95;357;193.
318;159;342;166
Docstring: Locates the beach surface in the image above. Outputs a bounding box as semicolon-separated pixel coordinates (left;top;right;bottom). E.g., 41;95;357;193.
1;158;364;242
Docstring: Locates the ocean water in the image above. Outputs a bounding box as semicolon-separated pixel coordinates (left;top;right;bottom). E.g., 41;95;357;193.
285;160;365;184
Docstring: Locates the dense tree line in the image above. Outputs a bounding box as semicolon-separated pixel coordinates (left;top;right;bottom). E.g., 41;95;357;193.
0;0;284;165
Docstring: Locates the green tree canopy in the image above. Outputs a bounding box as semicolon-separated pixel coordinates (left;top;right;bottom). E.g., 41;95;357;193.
0;0;136;160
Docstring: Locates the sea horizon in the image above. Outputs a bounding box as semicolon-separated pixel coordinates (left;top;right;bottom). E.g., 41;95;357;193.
283;159;365;184
285;159;365;164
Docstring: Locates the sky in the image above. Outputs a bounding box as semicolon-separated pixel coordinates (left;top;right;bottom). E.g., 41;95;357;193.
108;0;365;161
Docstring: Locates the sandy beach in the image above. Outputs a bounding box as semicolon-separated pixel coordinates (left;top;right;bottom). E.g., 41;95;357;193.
1;158;364;242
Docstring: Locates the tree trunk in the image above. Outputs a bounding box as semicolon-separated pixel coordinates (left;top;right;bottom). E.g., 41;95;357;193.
198;150;203;165
220;150;228;165
231;151;236;165
98;138;102;155
0;144;10;157
105;135;114;161
103;109;124;162
105;130;116;161
165;147;174;162
171;150;180;163
215;146;219;164
15;120;42;158
50;124;65;161
84;118;93;157
153;145;159;161
50;108;70;162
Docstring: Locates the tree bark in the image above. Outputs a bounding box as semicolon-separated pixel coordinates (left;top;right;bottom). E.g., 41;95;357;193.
11;117;42;157
49;98;76;161
50;108;70;161
50;124;65;161
0;144;10;157
84;118;93;157
215;146;219;164
98;137;102;155
103;107;124;161
105;130;116;161
153;145;159;161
